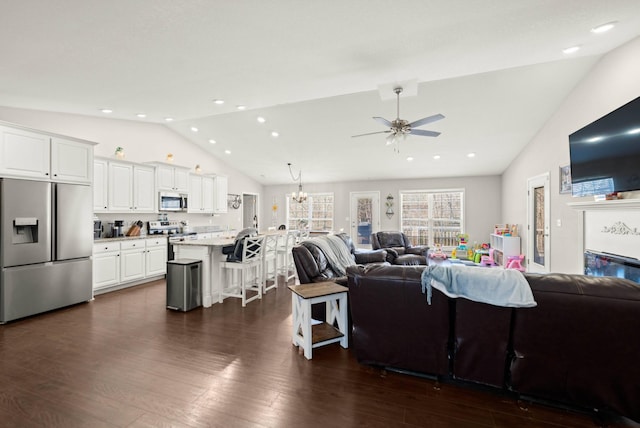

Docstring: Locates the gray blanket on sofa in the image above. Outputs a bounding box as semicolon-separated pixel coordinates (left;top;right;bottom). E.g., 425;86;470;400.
421;264;537;308
304;235;355;276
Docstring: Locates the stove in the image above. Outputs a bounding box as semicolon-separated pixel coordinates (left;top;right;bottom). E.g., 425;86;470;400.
148;220;181;235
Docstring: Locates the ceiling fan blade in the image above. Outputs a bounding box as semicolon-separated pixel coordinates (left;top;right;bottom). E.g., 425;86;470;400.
351;130;392;138
409;113;445;128
372;116;393;127
410;129;441;137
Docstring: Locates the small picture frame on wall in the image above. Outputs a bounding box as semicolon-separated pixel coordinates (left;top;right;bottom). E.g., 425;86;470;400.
560;165;572;194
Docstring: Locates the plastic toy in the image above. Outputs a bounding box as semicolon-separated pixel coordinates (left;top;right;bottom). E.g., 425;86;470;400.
506;255;525;271
480;249;497;266
429;243;448;260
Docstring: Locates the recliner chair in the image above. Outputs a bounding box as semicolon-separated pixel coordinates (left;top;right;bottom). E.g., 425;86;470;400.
371;231;429;265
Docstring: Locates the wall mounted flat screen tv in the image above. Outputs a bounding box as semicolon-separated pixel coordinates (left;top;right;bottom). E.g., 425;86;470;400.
568;95;640;197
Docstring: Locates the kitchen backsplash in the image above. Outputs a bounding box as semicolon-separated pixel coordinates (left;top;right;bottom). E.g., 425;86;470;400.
95;212;240;238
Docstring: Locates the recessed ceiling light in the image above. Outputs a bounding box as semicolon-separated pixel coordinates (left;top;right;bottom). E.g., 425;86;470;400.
213;99;224;105
271;131;279;137
257;116;266;123
406;156;414;162
224;150;231;155
433;155;441;160
136;113;146;118
237;105;247;110
562;46;580;54
100;108;112;114
191;127;198;132
164;117;174;122
467;153;476;158
208;139;216;144
591;22;616;34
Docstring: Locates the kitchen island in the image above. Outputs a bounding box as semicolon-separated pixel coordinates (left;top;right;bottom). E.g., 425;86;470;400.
172;237;235;307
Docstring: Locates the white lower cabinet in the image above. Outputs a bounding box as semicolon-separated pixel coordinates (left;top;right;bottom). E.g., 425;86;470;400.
120;240;146;283
145;238;168;276
93;242;121;289
93;237;167;292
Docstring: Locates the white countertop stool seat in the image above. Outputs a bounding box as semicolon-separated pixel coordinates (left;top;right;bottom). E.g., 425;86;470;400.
220;235;265;307
277;231;297;283
262;234;279;293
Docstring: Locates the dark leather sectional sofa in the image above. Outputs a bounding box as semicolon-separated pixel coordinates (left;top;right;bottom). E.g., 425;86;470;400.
347;264;640;422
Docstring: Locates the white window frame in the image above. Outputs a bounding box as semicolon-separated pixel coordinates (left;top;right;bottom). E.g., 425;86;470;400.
286;192;334;232
399;188;465;248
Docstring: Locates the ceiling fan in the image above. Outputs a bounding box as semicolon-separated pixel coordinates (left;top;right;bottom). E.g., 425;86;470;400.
352;86;444;150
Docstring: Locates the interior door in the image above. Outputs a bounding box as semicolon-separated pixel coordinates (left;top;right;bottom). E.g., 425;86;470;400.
527;173;550;273
350;191;379;249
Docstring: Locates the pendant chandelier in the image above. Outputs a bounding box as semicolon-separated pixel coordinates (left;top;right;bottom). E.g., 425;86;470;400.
288;162;307;203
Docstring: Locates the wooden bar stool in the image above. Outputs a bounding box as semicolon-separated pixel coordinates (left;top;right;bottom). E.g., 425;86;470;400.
220;235;265;307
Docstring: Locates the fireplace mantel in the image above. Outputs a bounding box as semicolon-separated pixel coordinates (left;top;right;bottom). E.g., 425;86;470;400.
568;198;640;211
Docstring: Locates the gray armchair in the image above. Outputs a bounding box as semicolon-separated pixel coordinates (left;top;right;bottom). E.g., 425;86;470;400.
371;231;429;265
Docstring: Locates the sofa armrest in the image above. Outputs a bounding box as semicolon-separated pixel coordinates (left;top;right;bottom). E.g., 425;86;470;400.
354;249;387;264
406;245;429;256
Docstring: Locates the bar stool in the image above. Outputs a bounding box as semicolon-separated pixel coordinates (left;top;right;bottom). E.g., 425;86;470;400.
277;231;297;283
220;235;265;307
262;234;279;293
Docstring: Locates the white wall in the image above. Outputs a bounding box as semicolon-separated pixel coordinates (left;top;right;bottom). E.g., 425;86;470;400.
0;106;263;231
502;36;640;273
264;175;502;247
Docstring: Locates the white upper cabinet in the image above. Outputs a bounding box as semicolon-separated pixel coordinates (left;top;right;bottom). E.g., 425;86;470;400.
108;161;134;211
0;124;95;183
93;158;109;212
151;162;190;192
133;165;156;212
107;160;157;213
202;176;214;212
0;125;50;179
213;175;228;213
188;174;214;214
51;137;93;184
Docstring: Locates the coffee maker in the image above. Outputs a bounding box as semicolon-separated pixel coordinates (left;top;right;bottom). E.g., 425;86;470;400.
93;217;102;239
110;220;124;238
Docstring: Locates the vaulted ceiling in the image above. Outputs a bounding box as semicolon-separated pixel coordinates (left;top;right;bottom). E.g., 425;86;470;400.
2;1;640;184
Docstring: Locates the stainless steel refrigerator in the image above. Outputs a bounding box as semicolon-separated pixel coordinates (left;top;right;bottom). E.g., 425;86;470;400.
1;178;93;323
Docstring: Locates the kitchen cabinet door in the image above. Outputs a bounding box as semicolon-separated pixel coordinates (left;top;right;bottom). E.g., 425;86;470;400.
202;176;214;213
146;245;167;276
174;168;189;192
51;137;93;184
0;125;50;179
213;175;228;213
154;163;190;192
108;161;134;212
93;251;120;289
133;165;156;212
120;247;146;282
188;174;203;213
93;158;109;211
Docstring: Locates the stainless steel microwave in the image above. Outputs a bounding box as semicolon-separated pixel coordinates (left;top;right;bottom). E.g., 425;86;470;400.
159;192;188;212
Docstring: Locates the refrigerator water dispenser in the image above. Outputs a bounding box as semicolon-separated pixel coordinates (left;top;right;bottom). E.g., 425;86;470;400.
12;217;39;244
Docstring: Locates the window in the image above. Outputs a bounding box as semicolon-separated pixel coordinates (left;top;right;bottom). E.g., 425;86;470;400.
400;189;464;247
287;193;334;231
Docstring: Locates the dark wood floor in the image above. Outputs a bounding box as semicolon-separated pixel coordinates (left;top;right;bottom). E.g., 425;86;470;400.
1;278;637;428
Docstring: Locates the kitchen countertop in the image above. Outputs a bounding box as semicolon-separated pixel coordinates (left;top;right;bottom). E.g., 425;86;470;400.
94;235;166;243
171;237;235;247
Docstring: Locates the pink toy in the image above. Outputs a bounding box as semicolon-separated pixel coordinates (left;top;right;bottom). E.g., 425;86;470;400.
480;248;497;266
506;255;525;271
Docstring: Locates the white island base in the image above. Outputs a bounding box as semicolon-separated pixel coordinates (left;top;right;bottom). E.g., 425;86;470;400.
173;237;235;307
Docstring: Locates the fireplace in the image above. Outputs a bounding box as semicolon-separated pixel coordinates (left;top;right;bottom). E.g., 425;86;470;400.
584;250;640;284
569;197;640;282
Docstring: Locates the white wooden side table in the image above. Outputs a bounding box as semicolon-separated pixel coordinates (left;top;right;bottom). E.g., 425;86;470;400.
288;281;348;360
